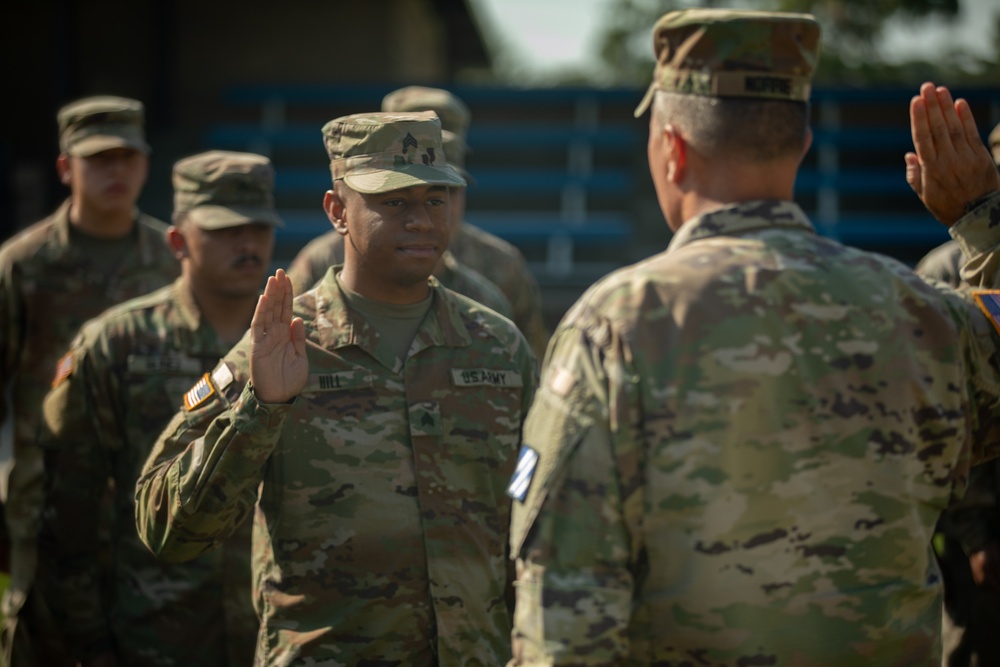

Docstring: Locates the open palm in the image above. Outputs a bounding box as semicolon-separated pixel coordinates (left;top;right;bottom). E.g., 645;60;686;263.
905;82;1000;227
249;268;308;404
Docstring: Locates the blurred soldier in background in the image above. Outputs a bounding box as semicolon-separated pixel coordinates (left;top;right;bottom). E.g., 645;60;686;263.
0;95;178;666
916;121;1000;667
39;151;280;667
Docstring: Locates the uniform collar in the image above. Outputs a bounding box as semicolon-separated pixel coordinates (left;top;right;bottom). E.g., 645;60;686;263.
306;266;472;358
666;200;816;253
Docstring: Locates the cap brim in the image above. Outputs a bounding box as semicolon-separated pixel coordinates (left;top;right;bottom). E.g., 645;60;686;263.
68;133;150;157
344;163;467;194
454;165;476;187
633;83;656;118
186;205;285;230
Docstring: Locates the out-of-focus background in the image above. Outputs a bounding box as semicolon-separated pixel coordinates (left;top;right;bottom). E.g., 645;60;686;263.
2;0;998;329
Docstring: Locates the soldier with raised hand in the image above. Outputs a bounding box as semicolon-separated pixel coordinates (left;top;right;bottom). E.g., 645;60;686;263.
507;11;1000;666
906;83;1000;666
135;112;538;667
914;121;1000;289
38;151;281;667
0;95;178;666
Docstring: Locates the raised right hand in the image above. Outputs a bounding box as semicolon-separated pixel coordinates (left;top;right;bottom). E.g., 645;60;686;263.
249;268;308;404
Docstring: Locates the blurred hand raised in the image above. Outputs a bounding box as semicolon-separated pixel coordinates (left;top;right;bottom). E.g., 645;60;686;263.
905;81;1000;227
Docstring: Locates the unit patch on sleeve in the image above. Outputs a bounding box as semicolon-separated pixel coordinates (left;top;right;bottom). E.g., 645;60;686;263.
183;373;215;411
973;290;1000;336
507;446;540;502
51;351;74;388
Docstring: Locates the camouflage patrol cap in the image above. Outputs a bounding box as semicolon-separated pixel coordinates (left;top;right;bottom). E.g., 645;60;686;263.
989;122;1000;165
634;9;821;117
57;95;150;157
322;111;466;194
172;150;284;230
381;86;472;139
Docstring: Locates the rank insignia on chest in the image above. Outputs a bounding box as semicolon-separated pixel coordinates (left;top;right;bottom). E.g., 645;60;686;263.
183;373;215;410
51;351;73;388
973;290;1000;336
507;446;539;502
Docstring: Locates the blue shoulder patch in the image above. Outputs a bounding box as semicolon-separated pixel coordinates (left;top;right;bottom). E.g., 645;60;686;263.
507;446;540;502
973;290;1000;336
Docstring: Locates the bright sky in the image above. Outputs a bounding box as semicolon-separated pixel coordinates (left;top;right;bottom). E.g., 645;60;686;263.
470;0;998;81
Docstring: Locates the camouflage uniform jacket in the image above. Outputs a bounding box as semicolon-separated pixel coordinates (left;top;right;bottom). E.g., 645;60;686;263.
915;238;963;289
0;199;178;612
40;276;256;666
450;222;550;358
135;272;538;667
286;230;513;317
950;191;1000;290
508;200;1000;666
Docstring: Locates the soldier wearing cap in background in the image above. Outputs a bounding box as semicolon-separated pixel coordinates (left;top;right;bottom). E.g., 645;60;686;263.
135;112;538;666
910;115;1000;666
0;95;178;666
37;150;280;667
287;128;514;319
507;9;1000;665
915;121;1000;289
385;86;551;359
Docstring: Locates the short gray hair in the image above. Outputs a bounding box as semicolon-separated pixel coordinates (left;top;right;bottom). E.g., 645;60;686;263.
652;90;809;162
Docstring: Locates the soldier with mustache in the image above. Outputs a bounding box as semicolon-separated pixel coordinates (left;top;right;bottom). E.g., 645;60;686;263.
40;151;282;667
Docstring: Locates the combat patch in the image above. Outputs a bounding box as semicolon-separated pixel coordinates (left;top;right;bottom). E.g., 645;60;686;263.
507;446;539;502
973;290;1000;336
51;351;73;388
183;373;215;411
451;368;523;388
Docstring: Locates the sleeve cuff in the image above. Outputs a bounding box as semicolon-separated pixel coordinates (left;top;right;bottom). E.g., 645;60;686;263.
231;381;293;434
949;191;1000;259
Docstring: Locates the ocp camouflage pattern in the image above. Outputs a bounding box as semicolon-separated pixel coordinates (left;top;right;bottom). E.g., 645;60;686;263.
0;201;178;614
135;272;538;667
448;222;550;359
40;277;256;666
509;199;1000;666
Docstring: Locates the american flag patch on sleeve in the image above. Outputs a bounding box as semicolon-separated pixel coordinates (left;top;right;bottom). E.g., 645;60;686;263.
51;351;73;388
183;373;215;410
973;290;1000;336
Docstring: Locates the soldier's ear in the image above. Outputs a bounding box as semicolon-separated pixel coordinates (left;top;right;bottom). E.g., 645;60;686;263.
323;189;348;235
663;125;687;184
56;154;72;186
166;226;187;260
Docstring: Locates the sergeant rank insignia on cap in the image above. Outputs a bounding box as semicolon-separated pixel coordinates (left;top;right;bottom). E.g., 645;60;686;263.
184;373;215;410
973;290;1000;335
507;446;540;502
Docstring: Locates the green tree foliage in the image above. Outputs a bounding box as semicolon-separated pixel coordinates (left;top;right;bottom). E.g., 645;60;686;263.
593;0;996;86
